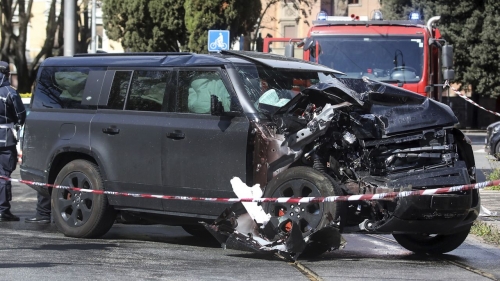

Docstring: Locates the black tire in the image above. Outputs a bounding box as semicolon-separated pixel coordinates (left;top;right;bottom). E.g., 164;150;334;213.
263;166;343;237
392;224;472;254
182;225;209;237
495;141;500;160
52;160;116;238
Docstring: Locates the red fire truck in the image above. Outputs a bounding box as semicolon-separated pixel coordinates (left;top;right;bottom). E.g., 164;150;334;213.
263;13;454;101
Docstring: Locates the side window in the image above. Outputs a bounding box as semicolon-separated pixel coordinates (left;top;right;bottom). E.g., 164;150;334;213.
125;70;170;112
177;70;231;114
108;71;132;110
33;66;105;109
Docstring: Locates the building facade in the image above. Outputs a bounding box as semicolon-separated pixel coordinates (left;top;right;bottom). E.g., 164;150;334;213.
258;0;381;41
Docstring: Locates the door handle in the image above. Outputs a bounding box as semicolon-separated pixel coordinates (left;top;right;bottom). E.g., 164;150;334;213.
102;126;120;135
167;130;185;140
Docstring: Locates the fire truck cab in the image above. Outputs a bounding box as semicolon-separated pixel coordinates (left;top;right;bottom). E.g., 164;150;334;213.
263;14;454;101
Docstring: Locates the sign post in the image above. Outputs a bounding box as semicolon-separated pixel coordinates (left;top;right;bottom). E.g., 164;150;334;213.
208;30;230;52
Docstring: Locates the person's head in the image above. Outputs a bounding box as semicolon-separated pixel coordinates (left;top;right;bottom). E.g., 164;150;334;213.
0;61;9;76
0;61;10;84
260;79;269;92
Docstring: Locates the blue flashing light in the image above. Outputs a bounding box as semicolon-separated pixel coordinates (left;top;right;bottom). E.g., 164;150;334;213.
409;12;421;20
317;11;327;21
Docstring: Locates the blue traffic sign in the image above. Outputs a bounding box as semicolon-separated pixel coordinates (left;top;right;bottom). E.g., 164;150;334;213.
208;30;230;52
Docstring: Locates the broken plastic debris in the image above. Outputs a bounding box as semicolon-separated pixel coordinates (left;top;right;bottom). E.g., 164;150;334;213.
201;177;344;261
479;206;498;217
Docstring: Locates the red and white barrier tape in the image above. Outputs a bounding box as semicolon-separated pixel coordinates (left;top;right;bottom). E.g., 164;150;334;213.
1;175;498;204
444;80;500;117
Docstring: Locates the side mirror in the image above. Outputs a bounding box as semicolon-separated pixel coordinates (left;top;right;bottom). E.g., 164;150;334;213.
442;45;453;68
210;95;224;116
303;37;315;52
284;42;295;57
443;69;455;81
442;44;455;80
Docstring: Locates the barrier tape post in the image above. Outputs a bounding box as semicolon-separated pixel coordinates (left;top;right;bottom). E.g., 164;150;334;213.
2;175;498;204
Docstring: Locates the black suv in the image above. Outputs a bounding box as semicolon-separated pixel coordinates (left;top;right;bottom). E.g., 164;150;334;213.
21;51;479;255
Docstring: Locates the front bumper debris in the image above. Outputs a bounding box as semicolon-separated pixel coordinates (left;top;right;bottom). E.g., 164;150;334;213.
201;177;345;261
201;202;344;261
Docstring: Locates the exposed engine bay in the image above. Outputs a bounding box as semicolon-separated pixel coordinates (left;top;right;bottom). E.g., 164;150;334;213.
205;77;478;259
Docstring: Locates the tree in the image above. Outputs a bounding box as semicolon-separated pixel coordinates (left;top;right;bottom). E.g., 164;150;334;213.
102;0;187;52
183;0;261;53
1;0;34;93
103;0;260;53
1;0;95;93
253;0;318;49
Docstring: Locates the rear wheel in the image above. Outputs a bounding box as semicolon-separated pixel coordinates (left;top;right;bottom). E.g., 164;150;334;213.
52;160;116;238
263;166;343;256
392;224;472;254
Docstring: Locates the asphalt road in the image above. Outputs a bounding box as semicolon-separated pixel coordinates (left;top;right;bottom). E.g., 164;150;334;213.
1;132;499;281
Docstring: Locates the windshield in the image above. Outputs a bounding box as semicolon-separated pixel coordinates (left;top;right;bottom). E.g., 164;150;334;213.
310;35;424;83
235;64;336;114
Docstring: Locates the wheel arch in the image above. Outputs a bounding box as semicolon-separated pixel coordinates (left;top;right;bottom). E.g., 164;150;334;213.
47;149;105;192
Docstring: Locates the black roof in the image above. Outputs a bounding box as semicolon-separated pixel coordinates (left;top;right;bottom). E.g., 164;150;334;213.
40;51;342;74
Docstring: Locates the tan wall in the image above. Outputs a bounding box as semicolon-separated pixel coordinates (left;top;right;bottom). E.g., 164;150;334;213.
27;0;123;60
28;1;50;60
347;0;381;19
259;0;381;42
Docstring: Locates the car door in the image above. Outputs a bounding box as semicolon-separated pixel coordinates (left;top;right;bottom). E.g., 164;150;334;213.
161;68;250;217
91;69;173;210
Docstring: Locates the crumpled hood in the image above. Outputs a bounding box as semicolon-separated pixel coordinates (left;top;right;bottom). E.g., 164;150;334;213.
275;77;458;136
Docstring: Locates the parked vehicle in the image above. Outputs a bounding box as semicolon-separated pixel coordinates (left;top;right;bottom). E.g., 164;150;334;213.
21;51;478;256
15;97;31;163
485;121;500;159
264;13;455;101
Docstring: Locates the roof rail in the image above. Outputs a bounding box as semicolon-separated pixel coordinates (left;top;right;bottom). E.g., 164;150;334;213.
74;52;193;57
312;20;425;27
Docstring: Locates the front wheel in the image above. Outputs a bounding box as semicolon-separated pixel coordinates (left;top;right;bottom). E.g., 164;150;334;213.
52;159;116;238
392;224;472;254
262;167;343;256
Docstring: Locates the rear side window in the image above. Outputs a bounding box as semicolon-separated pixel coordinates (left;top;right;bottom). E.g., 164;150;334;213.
33;66;105;109
106;70;171;112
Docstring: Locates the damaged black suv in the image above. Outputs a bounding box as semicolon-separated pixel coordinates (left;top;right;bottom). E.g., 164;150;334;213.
21;51;478;256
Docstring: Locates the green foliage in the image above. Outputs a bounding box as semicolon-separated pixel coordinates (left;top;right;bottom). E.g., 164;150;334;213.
103;0;186;52
184;0;261;53
470;220;500;246
102;0;260;53
381;0;500;98
486;167;500;190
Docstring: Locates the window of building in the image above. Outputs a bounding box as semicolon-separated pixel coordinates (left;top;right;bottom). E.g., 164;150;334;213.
321;0;335;16
284;25;297;38
348;0;359;4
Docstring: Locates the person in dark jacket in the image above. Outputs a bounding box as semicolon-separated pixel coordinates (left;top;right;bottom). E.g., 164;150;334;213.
0;61;26;222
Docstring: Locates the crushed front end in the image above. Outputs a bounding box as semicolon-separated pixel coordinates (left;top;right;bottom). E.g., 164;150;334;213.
207;68;478;256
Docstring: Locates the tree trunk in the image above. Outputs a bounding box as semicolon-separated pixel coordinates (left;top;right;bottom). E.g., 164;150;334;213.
14;0;34;93
29;0;59;86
